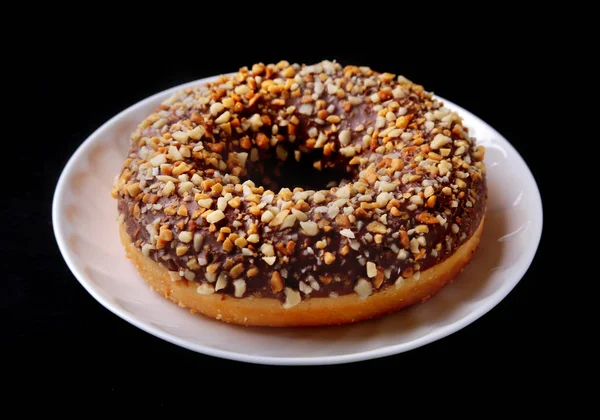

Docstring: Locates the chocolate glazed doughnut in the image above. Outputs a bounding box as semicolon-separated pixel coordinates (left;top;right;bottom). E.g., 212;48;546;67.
113;61;487;327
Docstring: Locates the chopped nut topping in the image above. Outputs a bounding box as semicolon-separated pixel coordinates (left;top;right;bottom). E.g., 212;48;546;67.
197;199;212;208
222;238;234;252
178;231;192;243
323;252;336;265
367;221;387;234
230;263;245;278
126;183;142;197
177;205;188;217
269;209;290;227
378;181;396;192
233;279;246;298
430;134;451;150
262;256;276;265
270;271;284;293
196;283;215;295
283;288;301;309
168;271;181;281
340;229;355;238
354;278;373;299
410;238;420;253
313;192;326;203
215;273;228;291
416;212;440;224
339;130;351;146
280;214;297;229
234;237;248;248
261;210;275;223
206;210;226;224
300;221;319;236
261;243;275;257
193;233;203;252
366;262;377;278
247;234;260;243
172;131;189;143
415;224;429;233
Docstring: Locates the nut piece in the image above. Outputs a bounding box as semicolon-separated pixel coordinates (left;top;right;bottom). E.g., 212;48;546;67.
400;230;409;249
194;233;204;252
206;262;220;274
339;130;351;146
215;273;228;291
222;238;234;252
262;256;276;265
269;209;290;227
298;281;312;295
280;214;297;229
323;252;336;265
168;271;181;281
270;271;284;293
230;263;245;279
410;238;420;253
233;279;246;298
366;262;377;278
335;185;351;199
247;234;260;243
198;199;212;208
426;195;437;208
188;126;205;140
300;221;319;236
340;229;355;238
206;210;226;224
214;111;231;124
261;210;275;223
430;134;451;149
473;145;486;161
313;192;326;203
177;205;188;217
373;269;384;289
234;237;248;248
415;224;429;233
283;288;301;309
261;243;275;257
178;231;193;243
378;181;395;192
126;183;142;197
196;283;215;295
172;131;189;143
354;278;373;300
339;146;356;157
367;221;387;234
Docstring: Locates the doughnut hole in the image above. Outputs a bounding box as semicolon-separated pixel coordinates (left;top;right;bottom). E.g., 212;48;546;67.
244;145;356;191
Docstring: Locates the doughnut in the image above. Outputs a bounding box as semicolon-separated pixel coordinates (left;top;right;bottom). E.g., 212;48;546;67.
113;60;487;327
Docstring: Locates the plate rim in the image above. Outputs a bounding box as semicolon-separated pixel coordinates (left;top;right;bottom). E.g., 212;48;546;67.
53;75;543;365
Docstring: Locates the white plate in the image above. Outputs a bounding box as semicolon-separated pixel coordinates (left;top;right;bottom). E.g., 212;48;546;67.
53;75;543;365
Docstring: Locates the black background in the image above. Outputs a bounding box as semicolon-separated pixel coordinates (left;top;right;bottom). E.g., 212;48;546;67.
8;16;557;384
